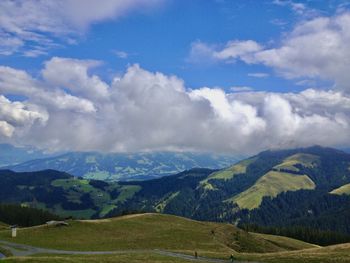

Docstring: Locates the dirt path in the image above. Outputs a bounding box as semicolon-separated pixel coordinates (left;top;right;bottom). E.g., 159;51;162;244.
0;240;257;262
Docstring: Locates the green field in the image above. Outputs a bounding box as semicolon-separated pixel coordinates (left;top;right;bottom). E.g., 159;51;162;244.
1;253;205;263
230;171;316;209
274;153;319;172
0;222;8;230
0;213;311;253
200;158;255;190
0;213;349;263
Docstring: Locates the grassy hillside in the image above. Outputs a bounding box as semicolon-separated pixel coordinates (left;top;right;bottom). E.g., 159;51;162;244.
0;222;7;230
1;213;350;263
0;169;146;220
0;213;315;254
200;158;256;190
1;254;192;263
2;146;350;240
237;243;350;263
108;146;350;223
230;171;316;209
330;183;350;195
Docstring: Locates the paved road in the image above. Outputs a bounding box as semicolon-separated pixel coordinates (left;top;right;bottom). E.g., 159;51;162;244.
0;240;256;262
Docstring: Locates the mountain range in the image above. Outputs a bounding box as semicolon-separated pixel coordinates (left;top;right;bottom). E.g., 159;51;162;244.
1;145;350;238
0;144;51;167
0;144;239;181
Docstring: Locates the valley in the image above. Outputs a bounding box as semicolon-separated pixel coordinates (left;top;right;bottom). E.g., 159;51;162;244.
1;146;350;262
2;149;239;181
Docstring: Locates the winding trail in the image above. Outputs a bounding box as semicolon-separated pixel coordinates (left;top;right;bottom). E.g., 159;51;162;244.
0;240;256;262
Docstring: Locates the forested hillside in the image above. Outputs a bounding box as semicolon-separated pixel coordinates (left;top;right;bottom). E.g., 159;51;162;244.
1;146;350;245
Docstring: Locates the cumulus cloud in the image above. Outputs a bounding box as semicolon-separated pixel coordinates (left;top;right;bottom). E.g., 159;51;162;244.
0;0;165;56
0;66;96;113
0;95;47;137
0;58;350;154
42;57;109;100
189;40;262;63
191;11;350;92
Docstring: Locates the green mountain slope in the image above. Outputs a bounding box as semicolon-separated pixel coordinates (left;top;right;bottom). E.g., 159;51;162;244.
4;151;239;181
230;170;316;209
0;169;146;219
330;183;350;195
2;146;350;240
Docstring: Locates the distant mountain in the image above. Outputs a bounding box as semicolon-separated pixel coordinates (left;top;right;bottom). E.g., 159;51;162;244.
2;146;350;238
4;151;240;181
0;144;51;166
107;146;350;235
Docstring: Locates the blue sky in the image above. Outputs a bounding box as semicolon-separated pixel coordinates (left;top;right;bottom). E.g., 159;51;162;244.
2;0;346;91
0;0;350;154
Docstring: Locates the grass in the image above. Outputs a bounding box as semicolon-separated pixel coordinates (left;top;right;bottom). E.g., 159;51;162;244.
3;245;350;263
1;253;192;263
273;154;319;173
48;178;142;219
330;183;350;195
115;185;141;203
51;179;91;192
84;171;111;181
250;233;319;251
1;213;349;263
99;204;117;217
155;192;180;212
230;171;316;210
50;205;96;219
0;214;314;254
200;158;256;190
235;243;350;263
196;243;350;263
0;222;8;231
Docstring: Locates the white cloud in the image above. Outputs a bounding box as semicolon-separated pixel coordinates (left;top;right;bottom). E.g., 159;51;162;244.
192;12;350;93
213;40;262;62
0;65;96;113
113;50;129;59
189;40;262;63
42;57;109;100
0;0;165;56
230;86;254;92
1;58;350;154
272;0;307;15
0;95;48;137
0;121;14;137
248;73;269;78
252;12;350;90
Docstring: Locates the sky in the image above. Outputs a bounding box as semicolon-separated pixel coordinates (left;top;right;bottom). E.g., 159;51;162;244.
0;0;350;154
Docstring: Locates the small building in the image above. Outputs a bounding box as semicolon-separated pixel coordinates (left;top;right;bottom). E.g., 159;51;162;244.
10;225;17;238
